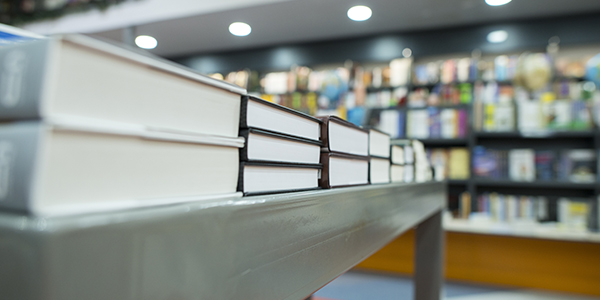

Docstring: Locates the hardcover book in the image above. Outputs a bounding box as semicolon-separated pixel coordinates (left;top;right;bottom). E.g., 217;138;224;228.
368;128;391;158
240;96;322;141
239;128;322;164
390;164;404;183
237;162;321;195
0;118;245;216
370;157;391;184
391;145;405;165
320;152;369;188
0;35;246;138
318;116;369;156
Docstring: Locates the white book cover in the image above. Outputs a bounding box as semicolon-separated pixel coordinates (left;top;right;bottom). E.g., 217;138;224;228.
391;145;405;165
509;149;535;182
494;104;515;132
518;101;541;132
440;109;457;139
369;129;391;158
379;110;400;138
370;157;391;184
407;110;429;139
391;165;404;183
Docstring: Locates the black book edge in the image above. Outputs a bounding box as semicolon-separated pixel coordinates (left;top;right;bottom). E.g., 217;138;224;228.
242;187;322;197
324;152;370;161
241;161;322;168
240;95;322;128
238;161;322;195
240;128;324;146
370;155;391;160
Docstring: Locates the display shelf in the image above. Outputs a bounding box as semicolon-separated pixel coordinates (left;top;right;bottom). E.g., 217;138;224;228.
447;179;468;185
474;130;596;139
444;218;600;243
0;182;446;300
391;138;468;147
419;138;469;147
473;179;597;190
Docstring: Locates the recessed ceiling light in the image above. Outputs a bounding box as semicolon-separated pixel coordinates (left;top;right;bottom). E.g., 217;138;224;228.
485;0;512;6
229;22;251;37
487;30;508;43
135;35;157;49
347;5;372;21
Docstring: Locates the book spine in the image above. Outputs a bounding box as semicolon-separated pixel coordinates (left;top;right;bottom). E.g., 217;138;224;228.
237;163;245;193
239;96;250;128
0;122;43;213
319;152;331;188
397;110;405;139
0;39;51;120
238;129;250;161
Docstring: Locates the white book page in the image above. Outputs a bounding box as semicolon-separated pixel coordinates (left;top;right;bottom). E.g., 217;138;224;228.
391;165;404;182
391;146;405;164
329;157;368;187
370;158;391;184
247;100;320;141
379;110;399;138
247;133;320;164
404;164;414;183
369;130;390;158
52;43;241;138
328;121;368;156
243;165;318;193
35;129;239;215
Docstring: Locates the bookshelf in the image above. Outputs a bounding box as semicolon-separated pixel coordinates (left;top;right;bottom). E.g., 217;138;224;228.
0;182;446;300
207;38;600;236
444;217;600;243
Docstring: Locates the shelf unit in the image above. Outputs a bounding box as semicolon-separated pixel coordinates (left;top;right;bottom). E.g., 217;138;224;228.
379;104;600;232
0;182;446;300
444;218;600;243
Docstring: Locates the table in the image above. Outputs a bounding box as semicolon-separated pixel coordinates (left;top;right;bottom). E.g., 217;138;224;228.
0;181;446;300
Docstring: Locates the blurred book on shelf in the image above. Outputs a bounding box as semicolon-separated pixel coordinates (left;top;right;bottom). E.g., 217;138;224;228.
427;147;470;181
474;193;549;224
473;146;597;183
456;192;595;232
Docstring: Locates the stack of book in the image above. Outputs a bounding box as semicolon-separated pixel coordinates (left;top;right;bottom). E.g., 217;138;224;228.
391;140;415;183
318;116;370;188
237;96;323;195
412;140;433;183
0;35;247;216
368;129;391;184
390;144;405;183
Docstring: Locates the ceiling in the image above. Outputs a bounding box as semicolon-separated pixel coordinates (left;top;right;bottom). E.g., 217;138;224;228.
22;0;600;58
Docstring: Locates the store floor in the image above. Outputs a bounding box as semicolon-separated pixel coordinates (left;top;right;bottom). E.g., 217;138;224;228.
313;271;600;300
